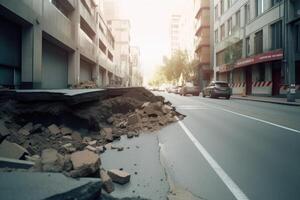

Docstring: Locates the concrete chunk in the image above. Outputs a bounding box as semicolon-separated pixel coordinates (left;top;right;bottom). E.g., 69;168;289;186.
100;169;114;193
70;150;100;171
127;114;139;125
60;127;72;135
0;140;29;159
48;124;60;135
107;169;130;185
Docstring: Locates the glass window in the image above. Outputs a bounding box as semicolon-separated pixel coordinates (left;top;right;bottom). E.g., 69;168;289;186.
215;5;219;20
256;0;264;16
236;10;241;28
221;24;225;40
221;0;225;15
246;37;250;56
245;3;250;24
271;21;282;50
254;30;263;54
297;25;300;52
215;29;219;43
228;17;232;36
271;0;281;7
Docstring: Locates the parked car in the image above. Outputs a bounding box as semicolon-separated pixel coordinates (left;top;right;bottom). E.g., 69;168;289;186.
179;82;200;96
202;81;231;99
168;86;179;94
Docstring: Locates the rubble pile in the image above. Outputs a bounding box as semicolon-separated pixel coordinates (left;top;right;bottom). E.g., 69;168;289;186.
0;88;184;198
71;80;98;89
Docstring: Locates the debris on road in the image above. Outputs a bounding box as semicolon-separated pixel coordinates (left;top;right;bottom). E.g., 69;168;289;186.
107;169;131;185
0;87;183;198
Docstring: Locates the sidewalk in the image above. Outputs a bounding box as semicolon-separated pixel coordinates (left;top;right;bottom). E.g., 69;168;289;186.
231;95;300;106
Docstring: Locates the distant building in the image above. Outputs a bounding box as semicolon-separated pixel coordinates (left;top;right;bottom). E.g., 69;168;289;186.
170;14;181;55
194;0;212;89
212;0;300;98
130;46;143;86
0;0;120;88
107;19;131;86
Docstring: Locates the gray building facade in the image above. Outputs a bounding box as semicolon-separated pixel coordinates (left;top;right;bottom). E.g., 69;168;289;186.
0;0;121;89
213;0;300;98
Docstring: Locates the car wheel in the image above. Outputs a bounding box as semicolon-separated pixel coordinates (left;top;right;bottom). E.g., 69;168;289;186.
226;95;230;99
202;92;206;97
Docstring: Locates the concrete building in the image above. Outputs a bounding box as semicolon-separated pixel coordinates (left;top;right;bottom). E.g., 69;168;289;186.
107;19;131;86
170;14;181;55
130;46;143;86
0;0;121;89
213;0;300;98
194;0;212;89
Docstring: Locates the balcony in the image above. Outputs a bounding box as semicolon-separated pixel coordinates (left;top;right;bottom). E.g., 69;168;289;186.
43;0;74;46
79;29;96;62
195;15;210;35
215;27;241;52
195;36;210;52
79;0;96;34
195;0;210;19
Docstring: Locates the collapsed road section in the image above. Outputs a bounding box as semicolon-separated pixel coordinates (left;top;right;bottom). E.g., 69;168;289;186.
0;87;185;200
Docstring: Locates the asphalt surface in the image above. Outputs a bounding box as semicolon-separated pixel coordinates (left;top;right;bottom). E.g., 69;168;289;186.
156;92;300;200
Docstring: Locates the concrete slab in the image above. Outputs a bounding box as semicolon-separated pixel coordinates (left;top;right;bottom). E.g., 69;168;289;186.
0;157;34;169
101;134;169;200
0;172;100;200
15;89;104;96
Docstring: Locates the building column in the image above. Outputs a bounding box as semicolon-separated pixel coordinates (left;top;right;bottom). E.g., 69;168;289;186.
68;0;80;87
21;24;42;89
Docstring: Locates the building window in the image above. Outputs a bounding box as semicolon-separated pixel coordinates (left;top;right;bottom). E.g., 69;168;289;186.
215;5;219;20
255;0;264;16
221;24;225;40
271;21;282;50
236;10;241;28
245;3;250;24
254;30;263;54
258;64;265;81
221;0;225;15
215;29;219;43
246;37;250;56
271;0;281;7
51;0;73;19
227;0;231;9
108;51;113;62
297;25;300;52
99;39;107;54
228;17;232;36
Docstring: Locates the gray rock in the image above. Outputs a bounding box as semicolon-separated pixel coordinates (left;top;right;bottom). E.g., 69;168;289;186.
41;148;63;172
60;127;72;135
0;140;29;159
48;124;60;135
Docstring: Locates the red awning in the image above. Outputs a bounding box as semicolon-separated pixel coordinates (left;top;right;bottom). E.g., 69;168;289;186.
235;49;283;68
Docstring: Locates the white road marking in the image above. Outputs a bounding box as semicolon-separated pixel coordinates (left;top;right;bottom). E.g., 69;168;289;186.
177;119;249;200
176;105;207;110
198;102;300;134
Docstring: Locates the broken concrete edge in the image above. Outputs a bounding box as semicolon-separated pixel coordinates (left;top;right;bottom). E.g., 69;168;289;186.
0;87;153;105
0;157;34;169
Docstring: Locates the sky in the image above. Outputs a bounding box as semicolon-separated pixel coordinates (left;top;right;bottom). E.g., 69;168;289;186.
119;0;190;85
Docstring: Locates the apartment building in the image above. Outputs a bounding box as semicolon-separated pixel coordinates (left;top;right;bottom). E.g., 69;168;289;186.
213;0;300;97
130;46;143;86
0;0;121;89
107;19;131;86
194;0;212;89
170;14;181;55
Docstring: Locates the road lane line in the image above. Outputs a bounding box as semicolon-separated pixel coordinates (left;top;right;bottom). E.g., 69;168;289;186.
177;119;249;200
198;102;300;134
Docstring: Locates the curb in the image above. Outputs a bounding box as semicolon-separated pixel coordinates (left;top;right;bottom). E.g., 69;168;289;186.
231;96;300;106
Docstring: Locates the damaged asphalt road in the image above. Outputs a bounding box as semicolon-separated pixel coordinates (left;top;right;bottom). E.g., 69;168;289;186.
0;87;186;200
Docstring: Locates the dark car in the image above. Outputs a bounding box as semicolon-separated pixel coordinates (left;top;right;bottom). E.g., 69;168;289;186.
202;81;231;99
